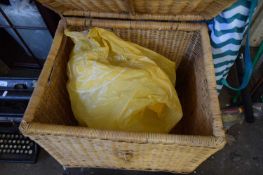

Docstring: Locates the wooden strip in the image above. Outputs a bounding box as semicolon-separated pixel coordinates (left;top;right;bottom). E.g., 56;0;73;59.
65;18;203;31
63;11;206;21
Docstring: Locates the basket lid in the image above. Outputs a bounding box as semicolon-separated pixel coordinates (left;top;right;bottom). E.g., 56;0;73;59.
37;0;236;21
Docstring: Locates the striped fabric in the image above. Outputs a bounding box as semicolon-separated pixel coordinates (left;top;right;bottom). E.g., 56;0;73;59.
208;0;252;92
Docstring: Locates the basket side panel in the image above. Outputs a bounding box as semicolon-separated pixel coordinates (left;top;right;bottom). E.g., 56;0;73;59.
21;20;76;126
66;18;201;68
176;26;224;137
113;28;193;69
191;28;214;135
176;31;211;135
200;27;225;137
30;133;220;173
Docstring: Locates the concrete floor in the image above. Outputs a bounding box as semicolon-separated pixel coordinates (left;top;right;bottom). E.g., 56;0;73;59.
0;118;262;175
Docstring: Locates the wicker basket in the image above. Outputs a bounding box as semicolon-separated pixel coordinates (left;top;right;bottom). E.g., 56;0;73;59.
20;0;235;173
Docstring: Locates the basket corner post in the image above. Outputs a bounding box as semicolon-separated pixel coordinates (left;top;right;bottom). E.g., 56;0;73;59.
19;120;31;136
215;136;227;150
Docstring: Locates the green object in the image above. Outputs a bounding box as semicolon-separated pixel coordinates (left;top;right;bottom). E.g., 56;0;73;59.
232;40;263;104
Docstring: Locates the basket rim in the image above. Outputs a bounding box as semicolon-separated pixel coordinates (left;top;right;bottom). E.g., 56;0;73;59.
64;17;206;31
20;19;225;148
63;11;210;21
20;121;226;148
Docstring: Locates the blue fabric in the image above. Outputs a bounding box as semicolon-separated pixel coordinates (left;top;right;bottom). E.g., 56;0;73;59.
208;0;258;92
222;0;257;91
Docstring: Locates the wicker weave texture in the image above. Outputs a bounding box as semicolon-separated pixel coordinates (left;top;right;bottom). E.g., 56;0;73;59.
37;0;236;21
29;130;220;173
20;19;225;173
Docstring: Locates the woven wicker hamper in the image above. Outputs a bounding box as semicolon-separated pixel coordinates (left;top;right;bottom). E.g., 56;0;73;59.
20;0;235;173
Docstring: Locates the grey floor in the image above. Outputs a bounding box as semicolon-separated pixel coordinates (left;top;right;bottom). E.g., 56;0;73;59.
0;119;262;175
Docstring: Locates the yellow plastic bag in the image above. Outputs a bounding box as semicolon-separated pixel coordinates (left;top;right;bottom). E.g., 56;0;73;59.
65;28;182;133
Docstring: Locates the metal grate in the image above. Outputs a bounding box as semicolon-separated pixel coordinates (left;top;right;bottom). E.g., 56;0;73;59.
0;1;55;69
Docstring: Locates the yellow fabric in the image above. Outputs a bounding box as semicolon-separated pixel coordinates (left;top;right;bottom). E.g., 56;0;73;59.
65;28;182;133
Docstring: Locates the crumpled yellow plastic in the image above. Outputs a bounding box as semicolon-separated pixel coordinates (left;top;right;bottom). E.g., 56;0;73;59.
65;27;182;133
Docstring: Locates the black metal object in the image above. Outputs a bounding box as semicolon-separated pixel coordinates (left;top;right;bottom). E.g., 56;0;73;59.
35;0;60;37
235;51;254;123
0;77;39;163
0;7;42;68
252;78;263;102
0;1;60;69
0;77;36;90
0;90;32;101
0;24;48;30
0;28;41;69
251;53;263;102
0;77;36;101
0;120;39;163
0;113;23;123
